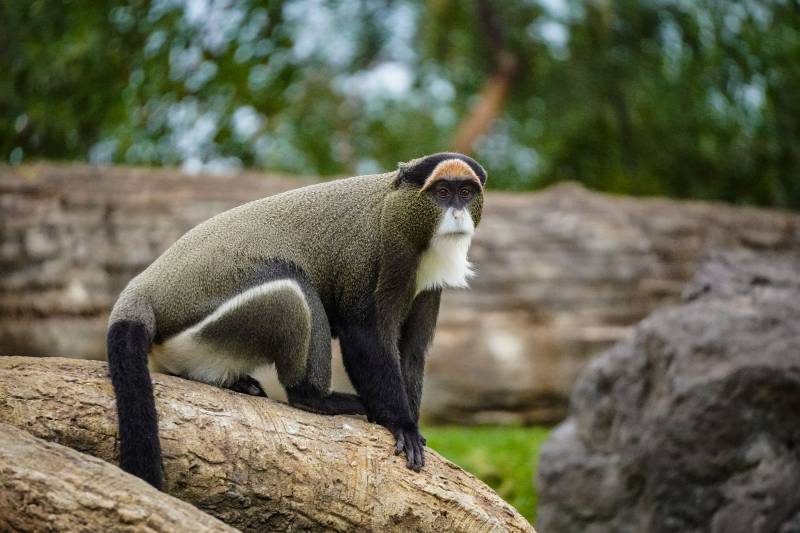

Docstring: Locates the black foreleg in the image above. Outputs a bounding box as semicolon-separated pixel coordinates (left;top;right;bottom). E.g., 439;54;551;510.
399;290;440;425
339;324;426;471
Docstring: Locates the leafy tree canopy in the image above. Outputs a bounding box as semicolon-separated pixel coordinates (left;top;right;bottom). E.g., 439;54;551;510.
2;0;798;207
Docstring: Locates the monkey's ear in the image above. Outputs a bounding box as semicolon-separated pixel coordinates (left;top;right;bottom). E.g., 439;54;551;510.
394;152;488;188
393;159;416;188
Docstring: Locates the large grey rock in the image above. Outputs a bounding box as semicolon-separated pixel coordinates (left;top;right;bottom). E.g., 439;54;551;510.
536;252;800;533
2;164;800;423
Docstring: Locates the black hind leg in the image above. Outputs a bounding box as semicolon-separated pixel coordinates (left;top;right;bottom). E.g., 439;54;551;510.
287;383;366;415
227;375;268;397
278;274;367;416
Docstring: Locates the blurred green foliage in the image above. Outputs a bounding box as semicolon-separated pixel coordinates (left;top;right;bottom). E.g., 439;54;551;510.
423;425;550;523
2;1;799;207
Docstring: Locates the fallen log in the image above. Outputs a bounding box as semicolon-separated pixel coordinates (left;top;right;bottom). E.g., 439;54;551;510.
0;422;236;532
0;356;534;532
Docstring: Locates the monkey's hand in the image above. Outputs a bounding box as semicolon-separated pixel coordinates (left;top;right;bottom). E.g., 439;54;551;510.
390;423;426;472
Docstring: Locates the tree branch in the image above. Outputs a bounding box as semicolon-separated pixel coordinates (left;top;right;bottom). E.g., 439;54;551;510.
0;422;236;532
452;0;519;154
0;357;534;532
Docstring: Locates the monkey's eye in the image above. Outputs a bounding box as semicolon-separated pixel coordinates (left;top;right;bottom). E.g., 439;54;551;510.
437;187;450;198
459;187;472;200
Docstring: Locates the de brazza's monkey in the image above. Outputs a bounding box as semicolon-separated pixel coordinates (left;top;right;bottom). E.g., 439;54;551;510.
107;152;487;489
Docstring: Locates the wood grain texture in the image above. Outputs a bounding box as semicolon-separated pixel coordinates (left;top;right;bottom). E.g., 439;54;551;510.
0;423;236;532
0;356;534;533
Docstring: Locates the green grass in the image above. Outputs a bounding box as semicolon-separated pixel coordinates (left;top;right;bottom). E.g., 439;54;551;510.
422;425;550;524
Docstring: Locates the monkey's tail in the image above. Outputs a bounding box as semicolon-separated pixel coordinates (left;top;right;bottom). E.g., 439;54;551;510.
106;289;163;489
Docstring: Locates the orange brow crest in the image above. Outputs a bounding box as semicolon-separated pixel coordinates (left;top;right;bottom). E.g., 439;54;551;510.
421;159;482;191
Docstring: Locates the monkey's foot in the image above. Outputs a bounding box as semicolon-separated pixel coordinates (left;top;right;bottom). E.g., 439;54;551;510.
227;376;268;397
389;423;426;472
287;390;367;416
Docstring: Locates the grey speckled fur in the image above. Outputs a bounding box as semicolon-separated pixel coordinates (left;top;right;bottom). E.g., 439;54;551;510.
111;172;393;340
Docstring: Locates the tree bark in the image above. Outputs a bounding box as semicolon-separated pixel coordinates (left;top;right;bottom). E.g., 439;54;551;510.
0;357;535;532
0;422;236;532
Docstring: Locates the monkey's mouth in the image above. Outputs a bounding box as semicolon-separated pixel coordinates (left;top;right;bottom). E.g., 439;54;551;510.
435;230;472;238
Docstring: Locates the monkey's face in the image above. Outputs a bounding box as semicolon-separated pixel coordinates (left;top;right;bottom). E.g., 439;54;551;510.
426;178;481;239
385;153;486;250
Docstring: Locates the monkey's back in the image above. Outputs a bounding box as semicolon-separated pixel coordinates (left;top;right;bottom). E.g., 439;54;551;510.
126;172;394;340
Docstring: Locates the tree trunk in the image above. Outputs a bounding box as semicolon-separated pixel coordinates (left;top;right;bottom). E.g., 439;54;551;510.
0;422;236;532
0;356;534;532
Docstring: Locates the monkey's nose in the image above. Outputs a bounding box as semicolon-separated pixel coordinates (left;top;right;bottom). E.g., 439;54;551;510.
453;209;463;220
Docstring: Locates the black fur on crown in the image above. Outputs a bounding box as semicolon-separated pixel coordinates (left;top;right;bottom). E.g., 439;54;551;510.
395;152;487;188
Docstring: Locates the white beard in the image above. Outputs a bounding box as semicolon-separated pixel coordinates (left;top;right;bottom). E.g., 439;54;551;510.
415;208;475;295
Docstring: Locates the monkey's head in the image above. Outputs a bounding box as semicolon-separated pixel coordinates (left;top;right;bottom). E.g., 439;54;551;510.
386;152;487;250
